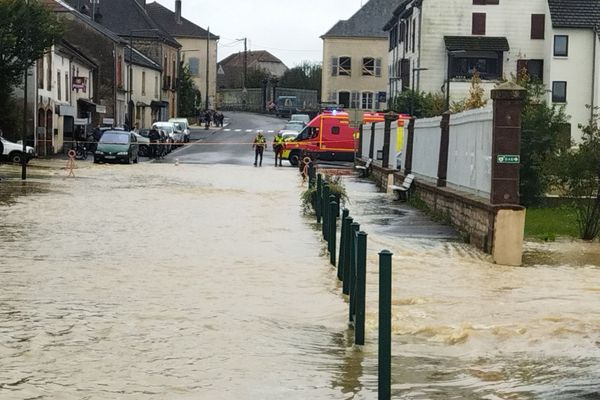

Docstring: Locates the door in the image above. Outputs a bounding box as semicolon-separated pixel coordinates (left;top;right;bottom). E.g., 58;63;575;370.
45;110;53;155
338;91;350;108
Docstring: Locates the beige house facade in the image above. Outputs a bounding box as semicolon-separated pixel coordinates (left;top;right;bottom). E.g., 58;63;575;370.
321;0;402;111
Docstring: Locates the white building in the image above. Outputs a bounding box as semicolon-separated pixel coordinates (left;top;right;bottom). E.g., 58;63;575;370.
385;0;600;142
321;0;402;111
126;46;162;129
35;41;96;155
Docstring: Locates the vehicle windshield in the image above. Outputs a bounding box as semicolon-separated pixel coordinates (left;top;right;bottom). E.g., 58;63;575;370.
173;123;184;130
100;132;129;144
154;124;173;134
138;129;150;137
284;123;303;130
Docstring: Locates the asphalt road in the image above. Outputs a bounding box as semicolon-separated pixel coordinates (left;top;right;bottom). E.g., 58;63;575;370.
162;112;289;166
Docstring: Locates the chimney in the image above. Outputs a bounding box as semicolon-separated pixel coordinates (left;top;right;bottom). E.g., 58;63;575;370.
176;0;182;24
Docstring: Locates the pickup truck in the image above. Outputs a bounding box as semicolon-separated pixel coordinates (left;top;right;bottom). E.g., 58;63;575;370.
0;137;36;164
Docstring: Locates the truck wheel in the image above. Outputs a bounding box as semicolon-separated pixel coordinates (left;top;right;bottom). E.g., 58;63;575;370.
9;152;24;164
289;150;300;166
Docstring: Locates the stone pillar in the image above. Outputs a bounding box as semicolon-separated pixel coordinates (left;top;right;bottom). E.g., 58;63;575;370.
404;117;415;175
437;111;450;187
490;82;526;205
382;112;397;168
490;82;526;266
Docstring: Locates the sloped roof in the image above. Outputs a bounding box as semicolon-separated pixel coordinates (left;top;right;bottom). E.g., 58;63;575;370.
444;36;509;52
62;0;180;47
219;50;286;68
145;2;219;40
125;46;162;71
322;0;403;39
48;0;127;44
548;0;600;29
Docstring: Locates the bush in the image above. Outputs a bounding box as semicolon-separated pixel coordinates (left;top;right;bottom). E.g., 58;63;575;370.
388;91;445;118
300;175;348;214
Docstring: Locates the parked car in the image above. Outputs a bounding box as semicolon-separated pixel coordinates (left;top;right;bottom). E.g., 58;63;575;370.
153;122;184;145
0;137;36;164
279;122;304;142
290;114;310;126
94;131;139;164
168;118;190;142
132;131;150;157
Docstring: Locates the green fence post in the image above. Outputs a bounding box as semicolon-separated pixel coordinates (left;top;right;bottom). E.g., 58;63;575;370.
329;198;337;266
342;216;353;295
316;174;322;223
348;221;360;323
337;208;349;281
378;250;393;400
322;184;330;241
355;231;367;345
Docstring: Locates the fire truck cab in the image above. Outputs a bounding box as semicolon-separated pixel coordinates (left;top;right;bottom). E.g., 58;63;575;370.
283;110;356;166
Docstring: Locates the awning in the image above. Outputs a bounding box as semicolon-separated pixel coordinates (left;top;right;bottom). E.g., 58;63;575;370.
150;100;169;108
77;98;98;108
136;101;150;107
444;36;509;52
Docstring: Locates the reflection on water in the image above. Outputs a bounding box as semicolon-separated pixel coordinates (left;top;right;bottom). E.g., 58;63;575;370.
0;165;599;399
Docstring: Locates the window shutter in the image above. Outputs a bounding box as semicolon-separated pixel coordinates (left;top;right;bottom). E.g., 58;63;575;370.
472;13;486;35
331;57;338;76
375;58;382;77
531;14;545;39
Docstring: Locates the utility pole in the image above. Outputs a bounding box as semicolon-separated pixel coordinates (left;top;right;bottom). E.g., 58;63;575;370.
205;26;210;111
243;37;247;89
22;0;30;180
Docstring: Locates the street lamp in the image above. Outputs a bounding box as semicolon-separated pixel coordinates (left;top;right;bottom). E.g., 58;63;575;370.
410;67;428;117
445;50;466;111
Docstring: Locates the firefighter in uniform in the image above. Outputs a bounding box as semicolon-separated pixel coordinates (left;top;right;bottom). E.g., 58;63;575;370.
272;132;285;167
252;131;267;167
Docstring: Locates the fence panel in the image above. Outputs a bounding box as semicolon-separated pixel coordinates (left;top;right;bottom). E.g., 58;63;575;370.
411;117;442;180
361;123;372;160
446;107;493;197
372;122;385;167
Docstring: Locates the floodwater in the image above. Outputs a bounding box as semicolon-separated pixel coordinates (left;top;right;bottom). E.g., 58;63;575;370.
0;163;599;399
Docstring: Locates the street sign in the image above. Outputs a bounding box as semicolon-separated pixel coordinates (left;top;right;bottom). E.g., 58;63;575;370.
497;154;520;164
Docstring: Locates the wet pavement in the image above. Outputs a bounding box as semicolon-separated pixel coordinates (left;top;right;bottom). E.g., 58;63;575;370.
1;112;599;399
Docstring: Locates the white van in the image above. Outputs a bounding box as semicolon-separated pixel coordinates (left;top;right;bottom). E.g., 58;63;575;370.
168;118;190;142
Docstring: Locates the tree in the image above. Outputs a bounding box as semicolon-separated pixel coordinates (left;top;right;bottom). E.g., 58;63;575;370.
279;61;322;97
388;91;445;118
556;107;600;240
451;71;487;112
177;64;201;116
514;70;570;206
245;67;272;88
0;0;63;132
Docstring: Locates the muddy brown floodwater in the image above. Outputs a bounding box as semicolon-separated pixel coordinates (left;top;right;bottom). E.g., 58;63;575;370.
0;163;599;399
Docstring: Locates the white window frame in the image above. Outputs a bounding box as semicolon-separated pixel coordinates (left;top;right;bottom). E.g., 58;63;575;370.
361;91;374;110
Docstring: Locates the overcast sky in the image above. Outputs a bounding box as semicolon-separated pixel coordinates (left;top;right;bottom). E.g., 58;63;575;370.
152;0;365;68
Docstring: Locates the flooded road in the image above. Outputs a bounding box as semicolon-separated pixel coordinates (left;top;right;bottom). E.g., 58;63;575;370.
0;157;599;399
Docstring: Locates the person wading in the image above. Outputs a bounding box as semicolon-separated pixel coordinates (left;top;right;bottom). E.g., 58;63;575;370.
252;131;267;167
272;132;285;167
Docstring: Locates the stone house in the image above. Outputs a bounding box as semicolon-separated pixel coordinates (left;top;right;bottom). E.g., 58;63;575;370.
321;0;401;111
146;0;219;110
384;0;600;142
217;50;288;89
64;0;181;122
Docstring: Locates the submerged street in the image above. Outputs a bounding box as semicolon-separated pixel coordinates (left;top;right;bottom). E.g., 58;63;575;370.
1;113;600;399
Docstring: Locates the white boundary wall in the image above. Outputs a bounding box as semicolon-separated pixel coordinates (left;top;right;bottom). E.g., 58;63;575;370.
446;106;493;197
412;116;442;181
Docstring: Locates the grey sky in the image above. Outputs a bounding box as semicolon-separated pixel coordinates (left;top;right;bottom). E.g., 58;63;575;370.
152;0;365;68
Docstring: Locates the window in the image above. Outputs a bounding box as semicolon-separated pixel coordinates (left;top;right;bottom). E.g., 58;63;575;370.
142;71;146;95
154;75;159;97
554;35;569;57
37;60;44;89
411;19;416;51
473;0;499;4
517;59;543;80
172;60;177;89
338;57;351;76
450;52;502;80
46;53;52;90
332;126;340;135
57;71;61;101
472;13;486;35
361;92;374;110
338;91;350;108
65;73;69;102
552;81;567;103
531;14;545;39
117;55;123;88
362;58;381;76
188;57;200;76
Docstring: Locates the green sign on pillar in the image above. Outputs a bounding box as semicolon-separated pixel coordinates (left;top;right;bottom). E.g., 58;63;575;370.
497;154;520;164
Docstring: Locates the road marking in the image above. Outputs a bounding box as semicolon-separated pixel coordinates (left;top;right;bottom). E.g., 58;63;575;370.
223;129;231;131
234;129;242;132
267;130;274;133
245;129;253;132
